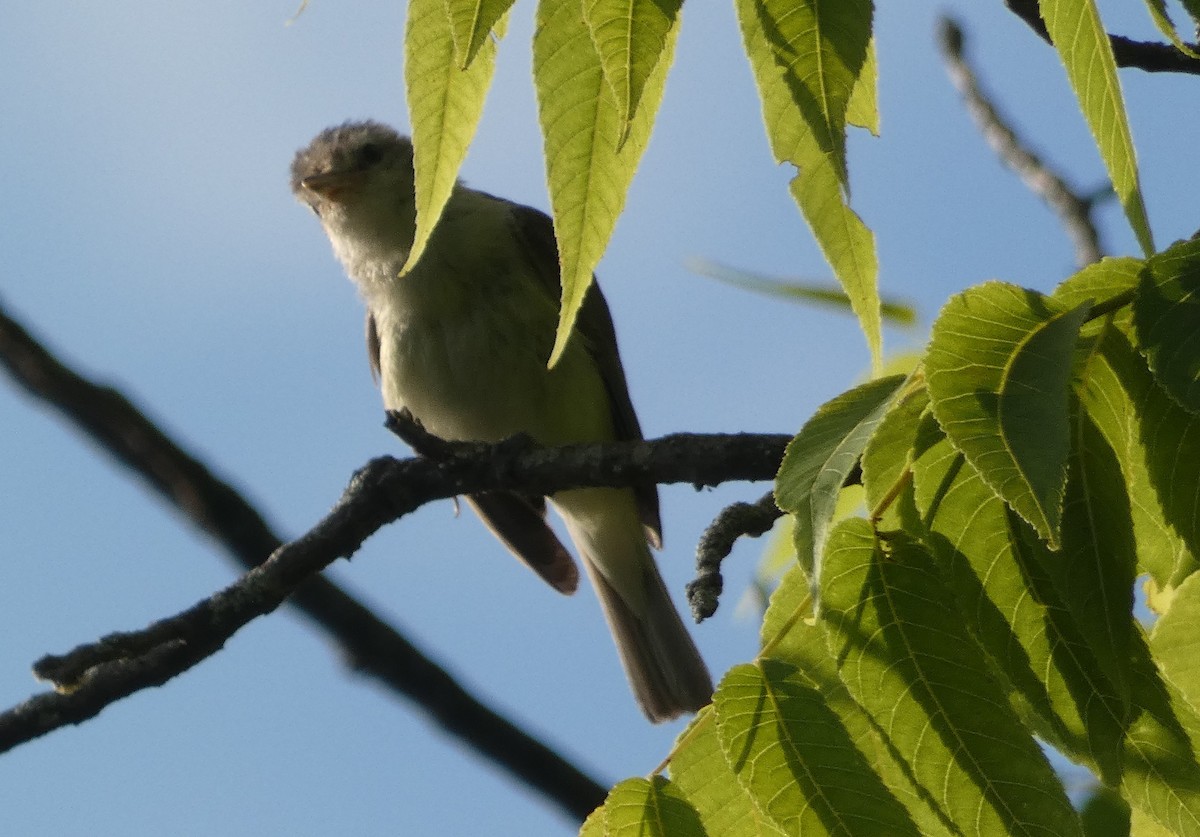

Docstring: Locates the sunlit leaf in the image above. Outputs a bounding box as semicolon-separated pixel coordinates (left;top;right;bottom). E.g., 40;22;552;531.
926;282;1090;547
579;804;606;837
1142;0;1200;59
1120;629;1200;834
736;0;882;370
404;0;506;273
1133;237;1200;413
1076;327;1200;590
820;520;1084;835
912;412;1127;784
846;37;879;135
443;0;514;67
1038;0;1154;254
775;374;907;580
759;565;956;834
603;776;704;836
1151;572;1200;722
860;385;927;517
582;0;682;146
533;0;676;366
1054;412;1137;703
714;660;920;835
669;708;788;837
1053;255;1143;337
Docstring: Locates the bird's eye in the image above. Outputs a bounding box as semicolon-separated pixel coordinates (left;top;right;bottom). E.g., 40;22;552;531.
358;142;384;167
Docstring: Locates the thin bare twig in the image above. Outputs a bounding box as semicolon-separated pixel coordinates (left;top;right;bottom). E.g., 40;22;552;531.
938;16;1106;268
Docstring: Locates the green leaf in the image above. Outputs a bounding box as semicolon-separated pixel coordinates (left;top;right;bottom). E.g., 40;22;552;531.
736;0;882;371
714;660;920;836
760;565;957;835
742;0;872;179
686;259;917;326
1077;327;1199;591
860;385;928;517
669;708;788;837
1053;255;1143;337
1133;238;1200;413
443;0;514;68
789;153;881;373
1037;0;1154;255
1129;806;1179;837
775;374;907;579
925;282;1090;547
403;0;506;274
603;776;705;837
582;0;682;147
912;414;1128;784
1120;629;1200;835
579;808;605;837
846;37;879;135
820;520;1083;836
1184;0;1200;29
533;0;676;366
1078;785;1130;837
1151;572;1200;722
1142;0;1200;59
1075;781;1128;834
1055;412;1137;703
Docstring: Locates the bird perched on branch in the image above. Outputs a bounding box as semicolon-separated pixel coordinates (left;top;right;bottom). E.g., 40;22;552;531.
291;121;712;721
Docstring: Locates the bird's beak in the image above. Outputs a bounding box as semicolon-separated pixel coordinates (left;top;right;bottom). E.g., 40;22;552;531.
301;169;367;203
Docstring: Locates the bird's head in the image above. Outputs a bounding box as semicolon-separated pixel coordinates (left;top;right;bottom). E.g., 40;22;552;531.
291;120;415;233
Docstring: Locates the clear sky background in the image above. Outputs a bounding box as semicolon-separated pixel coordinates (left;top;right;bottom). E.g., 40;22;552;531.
1;1;1197;835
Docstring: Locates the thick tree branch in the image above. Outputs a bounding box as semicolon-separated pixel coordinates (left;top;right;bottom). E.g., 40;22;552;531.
1003;0;1200;75
0;298;608;820
939;17;1105;268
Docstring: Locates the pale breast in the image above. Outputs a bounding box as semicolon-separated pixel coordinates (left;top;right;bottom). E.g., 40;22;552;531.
371;206;615;446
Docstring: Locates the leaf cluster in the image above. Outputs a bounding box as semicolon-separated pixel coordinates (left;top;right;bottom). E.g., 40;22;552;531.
392;0;1200;831
586;235;1200;834
552;2;1200;835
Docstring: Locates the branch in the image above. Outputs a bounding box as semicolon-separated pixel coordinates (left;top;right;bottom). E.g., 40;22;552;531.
0;295;790;820
1;431;787;737
687;491;783;622
1003;0;1200;75
0;297;606;820
938;16;1105;268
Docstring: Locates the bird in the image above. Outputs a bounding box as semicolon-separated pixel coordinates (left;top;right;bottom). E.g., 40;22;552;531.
290;120;712;721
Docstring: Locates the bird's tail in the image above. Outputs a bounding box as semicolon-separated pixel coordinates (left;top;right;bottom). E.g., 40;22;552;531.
556;488;713;722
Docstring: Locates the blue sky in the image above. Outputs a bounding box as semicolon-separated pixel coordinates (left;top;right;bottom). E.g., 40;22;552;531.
1;1;1197;834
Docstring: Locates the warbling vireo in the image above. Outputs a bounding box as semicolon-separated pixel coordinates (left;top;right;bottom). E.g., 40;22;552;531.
291;121;712;721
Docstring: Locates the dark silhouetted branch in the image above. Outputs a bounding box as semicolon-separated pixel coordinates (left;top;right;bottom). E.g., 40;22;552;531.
0;296;791;821
1003;0;1200;75
2;431;787;746
0;297;608;821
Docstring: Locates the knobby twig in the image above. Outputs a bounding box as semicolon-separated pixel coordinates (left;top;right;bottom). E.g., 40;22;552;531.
938;16;1105;268
687;491;783;621
1003;0;1200;75
0;298;608;819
